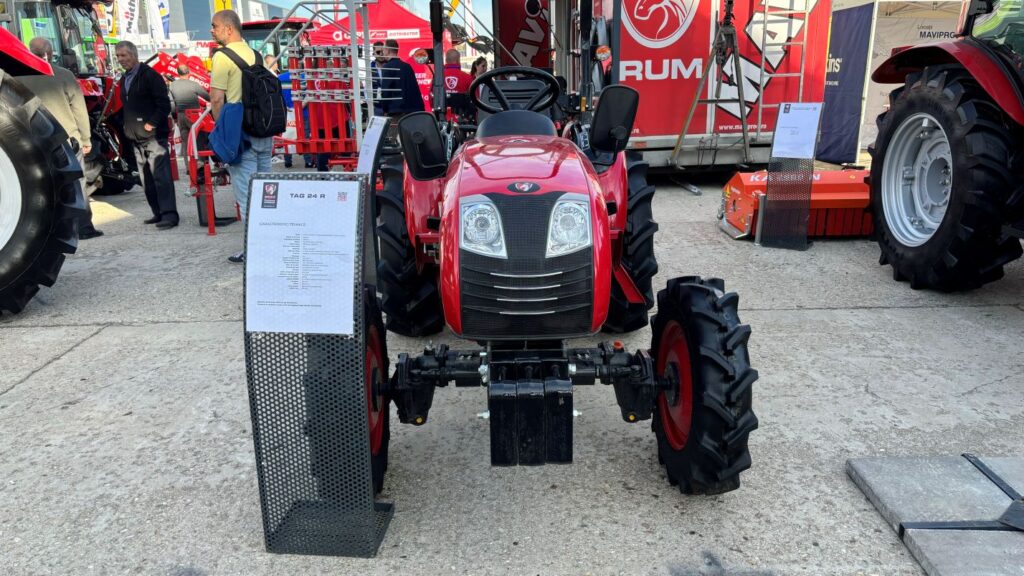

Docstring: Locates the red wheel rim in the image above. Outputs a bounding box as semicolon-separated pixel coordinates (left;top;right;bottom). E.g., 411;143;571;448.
656;320;693;451
365;324;386;455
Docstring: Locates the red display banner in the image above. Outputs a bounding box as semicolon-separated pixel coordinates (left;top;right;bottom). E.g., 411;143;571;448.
616;0;713;139
616;0;830;140
495;0;552;68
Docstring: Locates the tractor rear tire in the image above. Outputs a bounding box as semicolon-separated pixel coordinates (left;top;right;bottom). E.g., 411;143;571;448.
870;64;1023;291
604;151;659;333
651;277;758;495
0;73;84;315
376;155;444;337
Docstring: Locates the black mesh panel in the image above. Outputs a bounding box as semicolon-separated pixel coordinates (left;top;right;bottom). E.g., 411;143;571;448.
243;172;392;557
759;157;813;250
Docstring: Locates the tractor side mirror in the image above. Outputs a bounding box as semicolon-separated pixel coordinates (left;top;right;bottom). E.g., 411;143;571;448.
399;112;448;181
590;85;639;155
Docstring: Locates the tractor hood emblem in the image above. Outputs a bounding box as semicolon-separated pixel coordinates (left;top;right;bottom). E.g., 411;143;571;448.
508;182;540;193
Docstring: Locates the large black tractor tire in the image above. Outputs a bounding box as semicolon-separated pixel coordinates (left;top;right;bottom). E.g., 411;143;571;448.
651;277;758;495
604;151;659;333
0;73;85;315
376;156;444;337
870;64;1023;291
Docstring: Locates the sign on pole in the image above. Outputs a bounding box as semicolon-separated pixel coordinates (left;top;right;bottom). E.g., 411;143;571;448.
245;178;362;335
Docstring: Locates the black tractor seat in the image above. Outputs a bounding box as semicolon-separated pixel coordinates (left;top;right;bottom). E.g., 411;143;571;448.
476;110;557;138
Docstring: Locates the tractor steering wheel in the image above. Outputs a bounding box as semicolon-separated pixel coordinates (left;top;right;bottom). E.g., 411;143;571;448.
469;66;561;114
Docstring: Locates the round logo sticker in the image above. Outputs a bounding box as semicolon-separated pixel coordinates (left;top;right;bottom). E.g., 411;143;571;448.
622;0;700;50
507;181;540;193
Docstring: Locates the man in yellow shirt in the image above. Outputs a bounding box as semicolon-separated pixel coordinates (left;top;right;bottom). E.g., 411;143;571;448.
209;9;274;263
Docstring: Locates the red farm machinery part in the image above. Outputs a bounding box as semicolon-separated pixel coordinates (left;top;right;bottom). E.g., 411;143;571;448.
345;0;760;496
0;1;92;314
868;0;1024;290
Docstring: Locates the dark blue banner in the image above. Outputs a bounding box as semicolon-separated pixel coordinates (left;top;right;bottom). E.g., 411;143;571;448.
818;3;873;164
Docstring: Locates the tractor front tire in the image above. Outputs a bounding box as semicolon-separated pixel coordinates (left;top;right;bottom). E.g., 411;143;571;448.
651;277;758;495
0;73;84;315
376;156;444;337
870;64;1022;290
604;151;659;333
365;287;391;494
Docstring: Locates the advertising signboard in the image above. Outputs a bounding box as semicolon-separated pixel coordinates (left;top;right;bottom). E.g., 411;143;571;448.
613;0;831;150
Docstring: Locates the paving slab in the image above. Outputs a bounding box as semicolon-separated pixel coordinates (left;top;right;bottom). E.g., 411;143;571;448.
904;530;1024;576
846;457;1016;531
848;456;1024;576
984;458;1024;497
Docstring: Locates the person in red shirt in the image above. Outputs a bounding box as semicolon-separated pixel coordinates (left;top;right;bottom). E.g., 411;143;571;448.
443;49;473;95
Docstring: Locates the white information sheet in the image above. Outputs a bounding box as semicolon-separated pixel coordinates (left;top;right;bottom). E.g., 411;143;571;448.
245;178;362;335
771;103;824;160
357;116;389;175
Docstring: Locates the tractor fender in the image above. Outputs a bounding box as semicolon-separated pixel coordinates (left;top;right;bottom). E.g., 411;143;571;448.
0;28;52;76
404;167;445;269
596;151;629;233
872;40;1024;127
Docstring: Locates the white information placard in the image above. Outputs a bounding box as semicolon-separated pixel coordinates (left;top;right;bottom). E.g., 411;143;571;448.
771;103;824;160
245;178;362;335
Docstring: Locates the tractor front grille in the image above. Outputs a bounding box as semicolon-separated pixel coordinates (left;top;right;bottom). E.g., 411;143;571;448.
459;193;594;340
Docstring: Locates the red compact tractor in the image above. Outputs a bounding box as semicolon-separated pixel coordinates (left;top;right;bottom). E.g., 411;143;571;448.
869;0;1024;290
360;0;759;495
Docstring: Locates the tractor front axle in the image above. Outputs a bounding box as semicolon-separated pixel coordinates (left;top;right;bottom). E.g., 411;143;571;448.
387;341;671;466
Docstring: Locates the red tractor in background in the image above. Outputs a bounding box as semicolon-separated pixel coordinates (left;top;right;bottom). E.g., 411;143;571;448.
355;0;758;496
0;24;84;314
869;0;1024;290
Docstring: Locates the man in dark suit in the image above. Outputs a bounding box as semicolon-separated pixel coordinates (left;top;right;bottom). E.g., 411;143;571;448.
379;39;423;117
115;40;178;228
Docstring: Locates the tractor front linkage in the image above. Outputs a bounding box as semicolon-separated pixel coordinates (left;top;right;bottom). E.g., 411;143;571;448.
388;340;670;466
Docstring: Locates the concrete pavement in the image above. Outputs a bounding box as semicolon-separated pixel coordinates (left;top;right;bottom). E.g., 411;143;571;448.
1;168;1021;575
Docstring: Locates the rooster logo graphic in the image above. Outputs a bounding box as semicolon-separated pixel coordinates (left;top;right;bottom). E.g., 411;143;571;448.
622;0;699;49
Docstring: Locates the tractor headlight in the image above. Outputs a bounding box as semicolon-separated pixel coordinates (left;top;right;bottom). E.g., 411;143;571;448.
546;194;591;257
460;197;507;258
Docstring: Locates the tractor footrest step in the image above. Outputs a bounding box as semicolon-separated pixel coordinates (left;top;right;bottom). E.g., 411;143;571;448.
489;375;573;466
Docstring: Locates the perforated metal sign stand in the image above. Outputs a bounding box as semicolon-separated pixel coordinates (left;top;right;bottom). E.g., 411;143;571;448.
243;172;392;557
757;103;822;251
756;156;814;250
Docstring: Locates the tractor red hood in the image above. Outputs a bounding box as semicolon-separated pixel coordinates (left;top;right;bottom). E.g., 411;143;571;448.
451;136;595;196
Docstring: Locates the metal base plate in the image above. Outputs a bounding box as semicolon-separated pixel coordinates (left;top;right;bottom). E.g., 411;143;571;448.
268;500;394;558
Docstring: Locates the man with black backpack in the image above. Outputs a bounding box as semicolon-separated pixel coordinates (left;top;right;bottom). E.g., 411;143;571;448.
209;9;286;263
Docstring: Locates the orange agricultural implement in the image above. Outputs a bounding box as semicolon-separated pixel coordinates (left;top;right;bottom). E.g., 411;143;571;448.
719;169;872;240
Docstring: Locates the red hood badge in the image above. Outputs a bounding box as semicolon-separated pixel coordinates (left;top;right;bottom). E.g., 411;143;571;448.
509;181;540;193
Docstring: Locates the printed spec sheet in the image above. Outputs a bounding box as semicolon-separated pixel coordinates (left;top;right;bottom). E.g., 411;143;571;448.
245;179;361;335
